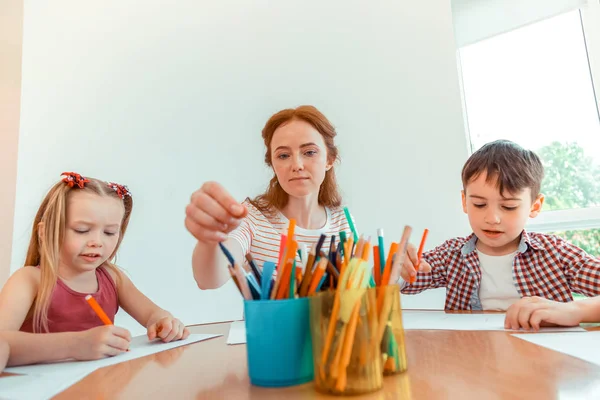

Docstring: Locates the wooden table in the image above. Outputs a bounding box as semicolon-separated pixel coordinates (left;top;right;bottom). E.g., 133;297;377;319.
34;320;599;399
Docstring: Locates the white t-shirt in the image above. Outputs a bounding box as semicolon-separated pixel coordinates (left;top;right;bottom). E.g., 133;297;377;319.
477;249;521;311
229;200;353;269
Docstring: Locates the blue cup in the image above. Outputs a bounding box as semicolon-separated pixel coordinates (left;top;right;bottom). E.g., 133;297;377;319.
244;297;314;387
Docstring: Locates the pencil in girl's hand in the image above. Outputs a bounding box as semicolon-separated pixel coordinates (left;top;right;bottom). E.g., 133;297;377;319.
85;295;112;326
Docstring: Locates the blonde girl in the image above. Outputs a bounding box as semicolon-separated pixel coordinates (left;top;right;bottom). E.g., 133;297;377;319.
0;172;189;367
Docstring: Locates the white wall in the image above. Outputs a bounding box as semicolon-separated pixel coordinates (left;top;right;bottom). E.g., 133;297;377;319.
11;0;470;330
0;0;23;287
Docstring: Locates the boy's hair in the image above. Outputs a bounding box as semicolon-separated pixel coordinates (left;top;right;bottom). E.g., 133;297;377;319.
462;140;544;200
24;173;132;333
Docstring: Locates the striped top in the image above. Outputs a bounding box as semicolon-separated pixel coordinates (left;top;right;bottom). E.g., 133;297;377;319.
229;200;354;269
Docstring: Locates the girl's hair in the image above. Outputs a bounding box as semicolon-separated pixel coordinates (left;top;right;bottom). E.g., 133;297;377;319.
24;173;133;333
249;105;342;214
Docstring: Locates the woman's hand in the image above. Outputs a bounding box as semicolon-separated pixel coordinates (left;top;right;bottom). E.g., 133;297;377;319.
185;181;248;243
147;316;190;343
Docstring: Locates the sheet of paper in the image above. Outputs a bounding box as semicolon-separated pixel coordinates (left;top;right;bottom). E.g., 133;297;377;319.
402;311;586;332
512;331;600;366
4;333;221;377
0;372;89;400
227;321;246;345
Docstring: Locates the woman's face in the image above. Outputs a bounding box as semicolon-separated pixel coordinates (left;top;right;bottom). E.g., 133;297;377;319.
270;119;332;200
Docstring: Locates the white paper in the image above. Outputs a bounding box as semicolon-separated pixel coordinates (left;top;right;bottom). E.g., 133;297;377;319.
402;311;586;332
512;331;600;366
226;321;246;345
4;333;221;377
0;372;89;400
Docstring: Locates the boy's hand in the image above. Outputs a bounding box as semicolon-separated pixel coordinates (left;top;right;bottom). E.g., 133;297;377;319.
504;296;584;331
148;316;190;343
400;243;432;283
73;325;131;360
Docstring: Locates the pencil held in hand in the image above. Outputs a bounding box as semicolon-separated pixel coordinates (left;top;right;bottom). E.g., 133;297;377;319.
85;295;112;326
410;228;429;284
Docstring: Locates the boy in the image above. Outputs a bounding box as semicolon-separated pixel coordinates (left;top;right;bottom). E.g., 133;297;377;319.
400;140;600;311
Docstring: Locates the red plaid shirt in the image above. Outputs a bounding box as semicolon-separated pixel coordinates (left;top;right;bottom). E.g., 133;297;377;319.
401;231;600;310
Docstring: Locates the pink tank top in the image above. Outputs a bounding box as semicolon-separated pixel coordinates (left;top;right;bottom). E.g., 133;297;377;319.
20;266;119;333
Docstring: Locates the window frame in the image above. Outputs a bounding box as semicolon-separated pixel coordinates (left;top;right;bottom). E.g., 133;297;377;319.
457;1;600;234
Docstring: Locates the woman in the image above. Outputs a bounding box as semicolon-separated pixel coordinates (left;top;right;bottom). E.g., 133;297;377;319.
186;105;354;289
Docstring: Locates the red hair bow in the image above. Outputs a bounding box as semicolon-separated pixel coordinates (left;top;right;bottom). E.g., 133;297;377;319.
108;182;132;199
61;172;89;189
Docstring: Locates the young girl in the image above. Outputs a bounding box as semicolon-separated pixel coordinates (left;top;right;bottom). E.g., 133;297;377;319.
0;172;189;367
0;338;8;371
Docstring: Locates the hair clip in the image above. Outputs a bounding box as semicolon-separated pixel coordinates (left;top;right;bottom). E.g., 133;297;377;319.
107;182;132;199
61;172;89;189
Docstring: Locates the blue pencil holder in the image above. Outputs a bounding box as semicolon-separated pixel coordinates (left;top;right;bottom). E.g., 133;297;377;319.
244;297;314;387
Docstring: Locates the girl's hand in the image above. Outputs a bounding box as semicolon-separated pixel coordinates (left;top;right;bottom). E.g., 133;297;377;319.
147;316;190;343
73;325;131;360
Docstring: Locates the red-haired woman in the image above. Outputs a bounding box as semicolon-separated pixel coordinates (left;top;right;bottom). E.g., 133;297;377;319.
186;106;355;289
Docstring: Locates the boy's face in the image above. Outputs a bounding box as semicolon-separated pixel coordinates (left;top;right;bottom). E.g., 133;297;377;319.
462;173;544;256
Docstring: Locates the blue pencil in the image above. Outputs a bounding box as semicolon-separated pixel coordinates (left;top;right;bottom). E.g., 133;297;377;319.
218;242;235;266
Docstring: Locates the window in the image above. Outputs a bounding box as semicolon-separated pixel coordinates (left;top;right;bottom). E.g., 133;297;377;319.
456;2;600;243
548;227;600;257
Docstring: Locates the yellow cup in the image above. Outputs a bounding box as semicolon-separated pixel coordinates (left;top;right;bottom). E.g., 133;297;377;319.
378;286;408;375
308;287;383;395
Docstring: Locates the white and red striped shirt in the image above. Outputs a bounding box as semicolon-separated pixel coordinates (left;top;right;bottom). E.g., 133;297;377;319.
229;200;354;269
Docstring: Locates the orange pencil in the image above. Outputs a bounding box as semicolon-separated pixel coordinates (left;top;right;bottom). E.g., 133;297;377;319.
377;241;399;315
277;234;287;271
307;258;328;295
354;236;365;260
380;242;399;288
411;228;429;284
85;294;112;326
341;238;353;274
319;251;340;280
373;245;381;286
271;240;297;299
276;259;294;299
361;241;371;262
275;241;298;299
286;219;296;252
